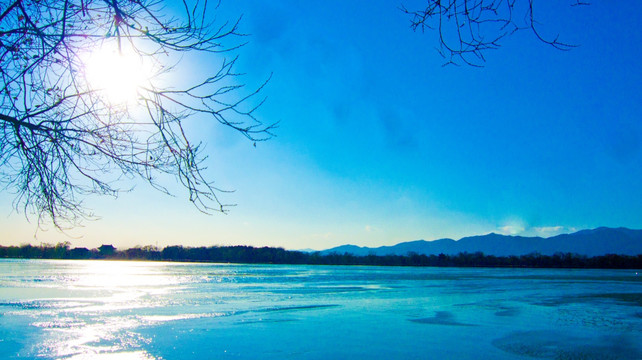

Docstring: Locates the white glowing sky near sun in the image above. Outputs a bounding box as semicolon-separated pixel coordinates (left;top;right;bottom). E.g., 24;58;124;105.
84;44;152;104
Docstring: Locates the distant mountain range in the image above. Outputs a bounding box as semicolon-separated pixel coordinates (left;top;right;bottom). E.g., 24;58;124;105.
320;227;642;257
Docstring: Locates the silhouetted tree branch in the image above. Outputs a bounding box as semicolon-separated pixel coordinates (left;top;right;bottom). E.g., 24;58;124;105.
401;0;589;66
0;0;275;228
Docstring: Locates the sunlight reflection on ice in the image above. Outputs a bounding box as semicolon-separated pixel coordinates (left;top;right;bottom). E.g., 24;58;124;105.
39;316;145;359
31;261;177;359
66;350;157;360
69;260;178;290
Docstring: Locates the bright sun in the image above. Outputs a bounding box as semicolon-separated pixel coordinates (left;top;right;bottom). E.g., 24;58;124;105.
84;44;152;105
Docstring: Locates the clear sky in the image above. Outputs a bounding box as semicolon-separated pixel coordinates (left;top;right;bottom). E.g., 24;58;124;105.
2;1;641;250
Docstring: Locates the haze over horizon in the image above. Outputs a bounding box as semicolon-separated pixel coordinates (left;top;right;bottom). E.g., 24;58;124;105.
2;1;641;251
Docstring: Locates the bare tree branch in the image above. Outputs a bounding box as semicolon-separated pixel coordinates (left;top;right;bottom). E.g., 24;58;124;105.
401;0;589;66
0;0;274;229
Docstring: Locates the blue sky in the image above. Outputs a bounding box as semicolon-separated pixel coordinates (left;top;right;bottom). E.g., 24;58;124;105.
2;1;642;250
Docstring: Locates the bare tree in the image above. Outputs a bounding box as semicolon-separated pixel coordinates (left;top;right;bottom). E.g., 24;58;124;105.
0;0;275;228
402;0;589;66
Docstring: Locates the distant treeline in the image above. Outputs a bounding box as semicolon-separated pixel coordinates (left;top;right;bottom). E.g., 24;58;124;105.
1;243;641;269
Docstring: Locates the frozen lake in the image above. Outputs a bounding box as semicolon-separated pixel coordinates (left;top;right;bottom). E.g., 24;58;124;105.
0;259;640;359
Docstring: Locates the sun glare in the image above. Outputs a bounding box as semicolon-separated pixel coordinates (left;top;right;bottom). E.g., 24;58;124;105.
84;45;152;104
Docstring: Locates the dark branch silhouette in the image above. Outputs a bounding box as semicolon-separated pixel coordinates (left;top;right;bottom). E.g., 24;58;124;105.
401;0;589;66
0;0;275;228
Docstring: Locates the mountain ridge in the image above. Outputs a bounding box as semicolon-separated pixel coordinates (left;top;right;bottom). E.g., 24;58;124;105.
320;227;642;257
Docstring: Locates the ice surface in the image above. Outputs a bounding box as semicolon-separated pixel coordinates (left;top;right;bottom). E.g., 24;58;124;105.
0;259;640;359
492;331;638;360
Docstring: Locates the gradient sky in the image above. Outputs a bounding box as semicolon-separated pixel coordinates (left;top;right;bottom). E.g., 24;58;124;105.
2;1;641;250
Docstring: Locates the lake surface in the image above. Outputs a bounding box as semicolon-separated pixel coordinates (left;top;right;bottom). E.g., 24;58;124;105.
0;259;640;359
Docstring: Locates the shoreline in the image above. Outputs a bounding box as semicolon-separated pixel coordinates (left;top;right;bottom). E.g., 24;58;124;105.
1;243;641;269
